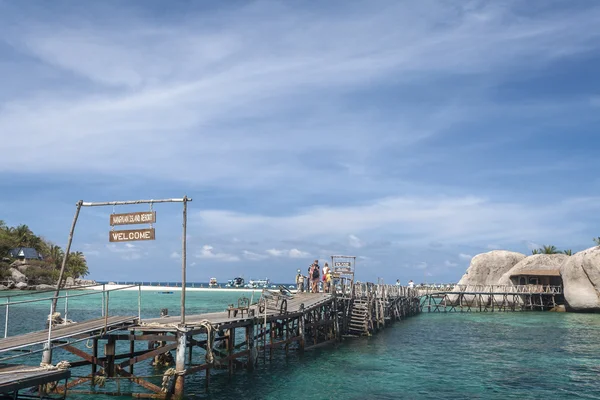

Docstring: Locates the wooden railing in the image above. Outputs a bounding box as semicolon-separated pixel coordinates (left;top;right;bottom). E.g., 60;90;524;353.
417;284;562;295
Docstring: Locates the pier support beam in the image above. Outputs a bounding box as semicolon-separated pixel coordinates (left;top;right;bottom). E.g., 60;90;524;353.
174;331;187;399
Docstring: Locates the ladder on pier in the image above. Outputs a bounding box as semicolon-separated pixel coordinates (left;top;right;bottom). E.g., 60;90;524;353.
347;299;370;336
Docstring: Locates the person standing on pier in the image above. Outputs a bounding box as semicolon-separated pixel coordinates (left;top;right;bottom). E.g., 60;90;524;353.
296;269;305;293
395;279;401;286
324;268;332;293
311;261;320;293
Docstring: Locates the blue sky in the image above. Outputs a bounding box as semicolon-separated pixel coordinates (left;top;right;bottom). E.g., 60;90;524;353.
1;0;600;284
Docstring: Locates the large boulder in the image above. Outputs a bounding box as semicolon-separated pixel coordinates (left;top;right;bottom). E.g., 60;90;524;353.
8;268;27;284
65;277;75;287
451;250;526;305
456;250;526;287
0;285;7;291
561;246;600;312
498;254;568;286
35;284;56;291
15;282;28;290
75;279;97;286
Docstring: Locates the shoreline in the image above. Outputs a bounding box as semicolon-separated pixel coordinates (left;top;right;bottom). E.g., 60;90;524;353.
83;284;268;293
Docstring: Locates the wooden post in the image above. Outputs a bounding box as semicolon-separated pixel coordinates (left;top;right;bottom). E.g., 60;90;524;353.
89;338;98;389
181;196;188;326
245;325;254;371
269;322;273;362
105;337;116;377
174;331;187;398
129;338;135;374
299;312;306;353
52;200;83;313
228;328;234;377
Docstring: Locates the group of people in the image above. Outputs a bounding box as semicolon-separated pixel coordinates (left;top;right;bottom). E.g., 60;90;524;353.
295;260;333;293
395;279;415;288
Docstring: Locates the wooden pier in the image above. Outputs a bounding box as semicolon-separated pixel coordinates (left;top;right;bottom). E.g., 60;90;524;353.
419;284;563;312
0;283;420;399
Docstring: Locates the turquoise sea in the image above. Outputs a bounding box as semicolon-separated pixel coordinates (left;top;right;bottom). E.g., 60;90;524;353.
1;289;599;399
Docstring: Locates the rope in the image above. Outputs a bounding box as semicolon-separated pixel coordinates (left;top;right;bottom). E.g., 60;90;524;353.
92;374;106;387
197;320;216;365
0;361;71;375
161;368;176;392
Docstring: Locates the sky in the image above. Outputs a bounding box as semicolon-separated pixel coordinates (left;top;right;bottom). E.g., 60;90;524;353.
1;0;600;284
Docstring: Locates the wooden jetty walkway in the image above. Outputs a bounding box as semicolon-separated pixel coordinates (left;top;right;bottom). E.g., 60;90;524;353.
418;284;563;312
0;282;420;399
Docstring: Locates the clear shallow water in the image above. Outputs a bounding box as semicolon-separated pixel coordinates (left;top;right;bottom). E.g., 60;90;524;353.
1;290;599;399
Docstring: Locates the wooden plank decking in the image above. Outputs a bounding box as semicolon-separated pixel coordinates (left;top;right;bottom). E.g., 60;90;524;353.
0;363;70;394
0;316;137;353
140;293;332;330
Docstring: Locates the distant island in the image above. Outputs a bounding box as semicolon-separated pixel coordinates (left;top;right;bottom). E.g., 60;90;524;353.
0;220;94;290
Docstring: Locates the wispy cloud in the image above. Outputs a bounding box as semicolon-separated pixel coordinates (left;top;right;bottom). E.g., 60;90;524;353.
106;243;144;260
459;253;472;261
196;245;239;262
266;248;311;259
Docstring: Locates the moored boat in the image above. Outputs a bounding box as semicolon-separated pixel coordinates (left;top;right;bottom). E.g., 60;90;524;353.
209;277;218;288
225;277;245;288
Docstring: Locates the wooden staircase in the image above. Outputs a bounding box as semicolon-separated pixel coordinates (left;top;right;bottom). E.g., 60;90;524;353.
347;299;370;336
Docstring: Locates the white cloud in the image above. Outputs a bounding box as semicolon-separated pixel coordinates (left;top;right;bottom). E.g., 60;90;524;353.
266;248;311;258
526;241;541;251
195;195;598;246
417;262;428;270
459;253;472;260
170;251;180;259
196;245;239;262
106;243;144;260
243;250;268;261
288;248;311;258
1;1;599;188
444;260;458;267
348;234;364;248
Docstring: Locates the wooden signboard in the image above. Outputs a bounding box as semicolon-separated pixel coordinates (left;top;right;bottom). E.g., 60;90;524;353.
334;262;352;268
110;211;156;226
109;228;155;242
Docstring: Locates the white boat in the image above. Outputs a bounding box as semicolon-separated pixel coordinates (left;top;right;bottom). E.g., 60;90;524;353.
245;278;271;289
209;277;218;288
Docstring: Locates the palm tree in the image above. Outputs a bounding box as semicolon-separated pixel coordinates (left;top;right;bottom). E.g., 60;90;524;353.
531;249;540;255
563;249;572;256
66;251;89;279
47;245;65;269
594;237;600;246
540;245;560;254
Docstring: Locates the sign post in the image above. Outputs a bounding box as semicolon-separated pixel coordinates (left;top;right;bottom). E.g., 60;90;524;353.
52;198;192;331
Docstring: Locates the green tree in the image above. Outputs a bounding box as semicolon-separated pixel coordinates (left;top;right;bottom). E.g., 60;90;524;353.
66;251;89;279
594;237;600;246
47;245;65;269
531;249;540;255
563;249;572;256
539;245;560;254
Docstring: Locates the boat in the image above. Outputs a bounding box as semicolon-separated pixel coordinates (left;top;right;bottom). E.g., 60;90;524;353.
225;277;245;288
209;277;218;288
158;291;174;294
245;278;271;289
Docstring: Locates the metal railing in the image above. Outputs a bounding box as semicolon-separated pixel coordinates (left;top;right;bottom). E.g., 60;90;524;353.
1;284;142;339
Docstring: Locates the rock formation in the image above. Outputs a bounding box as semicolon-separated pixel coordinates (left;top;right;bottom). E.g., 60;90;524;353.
456;250;526;287
9;268;27;284
561;246;600;312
